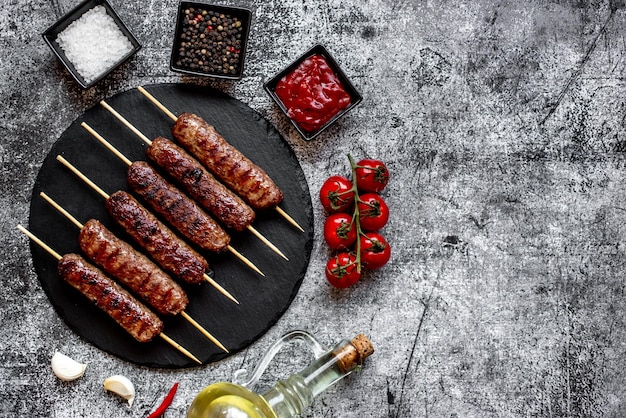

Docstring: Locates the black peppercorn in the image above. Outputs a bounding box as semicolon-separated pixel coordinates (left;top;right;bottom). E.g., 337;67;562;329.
174;6;246;77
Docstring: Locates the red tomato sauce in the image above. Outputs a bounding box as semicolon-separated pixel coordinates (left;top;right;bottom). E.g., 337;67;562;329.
275;54;352;133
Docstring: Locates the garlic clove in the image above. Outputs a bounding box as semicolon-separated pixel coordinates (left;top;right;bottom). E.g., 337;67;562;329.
51;351;87;382
104;375;135;407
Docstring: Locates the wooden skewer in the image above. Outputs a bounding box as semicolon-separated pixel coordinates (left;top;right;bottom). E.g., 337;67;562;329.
179;311;227;352
98;102;290;261
55;154;241;304
274;207;305;233
246;225;288;260
80;122;267;275
158;333;202;364
39;192;229;353
16;224;203;365
138;86;178;122
136;86;306;233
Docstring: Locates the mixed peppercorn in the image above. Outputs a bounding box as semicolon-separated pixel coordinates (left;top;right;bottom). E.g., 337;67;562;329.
174;7;245;76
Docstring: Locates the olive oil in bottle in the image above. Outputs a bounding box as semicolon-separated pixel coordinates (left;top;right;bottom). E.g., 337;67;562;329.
186;333;374;418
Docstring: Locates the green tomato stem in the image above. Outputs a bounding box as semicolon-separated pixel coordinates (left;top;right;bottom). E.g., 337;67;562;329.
347;153;367;273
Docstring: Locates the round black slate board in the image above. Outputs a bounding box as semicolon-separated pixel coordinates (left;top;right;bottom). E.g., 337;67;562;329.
28;84;314;368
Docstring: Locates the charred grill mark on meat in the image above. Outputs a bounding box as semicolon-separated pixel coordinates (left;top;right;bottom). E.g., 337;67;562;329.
78;219;188;316
105;191;207;284
147;137;255;231
172;113;284;210
126;161;230;253
57;253;163;343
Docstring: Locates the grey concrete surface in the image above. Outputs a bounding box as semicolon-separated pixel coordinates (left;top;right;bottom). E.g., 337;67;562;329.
2;0;626;416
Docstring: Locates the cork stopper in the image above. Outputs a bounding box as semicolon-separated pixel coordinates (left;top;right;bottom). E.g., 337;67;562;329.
334;334;375;374
351;334;374;360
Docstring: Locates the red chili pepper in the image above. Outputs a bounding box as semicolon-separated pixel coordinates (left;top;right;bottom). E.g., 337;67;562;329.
147;382;179;418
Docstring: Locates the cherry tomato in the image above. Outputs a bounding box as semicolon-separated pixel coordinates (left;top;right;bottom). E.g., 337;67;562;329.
319;176;355;213
359;233;391;269
357;193;389;231
325;252;361;288
323;213;357;250
355;159;389;193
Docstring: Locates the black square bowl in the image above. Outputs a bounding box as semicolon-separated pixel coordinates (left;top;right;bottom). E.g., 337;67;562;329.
170;1;252;80
264;44;363;141
42;0;141;89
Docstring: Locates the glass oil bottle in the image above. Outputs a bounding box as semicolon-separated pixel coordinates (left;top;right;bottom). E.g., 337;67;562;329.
186;330;374;418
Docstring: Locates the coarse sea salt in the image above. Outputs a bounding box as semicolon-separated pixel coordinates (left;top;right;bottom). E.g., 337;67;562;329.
56;5;134;84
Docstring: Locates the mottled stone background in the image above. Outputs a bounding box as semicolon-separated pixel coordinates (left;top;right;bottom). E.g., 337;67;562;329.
2;0;626;417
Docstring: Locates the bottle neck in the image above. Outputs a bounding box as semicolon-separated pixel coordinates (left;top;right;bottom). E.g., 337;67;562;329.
261;339;363;418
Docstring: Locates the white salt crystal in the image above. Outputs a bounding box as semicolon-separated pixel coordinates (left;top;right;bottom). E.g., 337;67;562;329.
56;5;134;84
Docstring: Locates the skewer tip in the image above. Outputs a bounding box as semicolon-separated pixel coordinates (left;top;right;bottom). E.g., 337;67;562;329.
203;274;240;304
275;206;305;233
159;333;202;365
227;245;265;277
247;225;289;261
180;311;229;354
137;86;177;122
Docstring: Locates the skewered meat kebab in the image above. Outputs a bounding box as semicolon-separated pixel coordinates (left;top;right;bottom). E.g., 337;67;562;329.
173;112;282;209
130;161;229;254
82;219;187;314
81;122;273;270
56;155;239;304
97;103;289;261
107;190;207;283
39;192;228;352
148;137;255;233
137;86;305;232
17;225;202;364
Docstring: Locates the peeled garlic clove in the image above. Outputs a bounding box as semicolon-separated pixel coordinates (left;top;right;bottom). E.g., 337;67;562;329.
104;375;135;407
51;351;87;382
